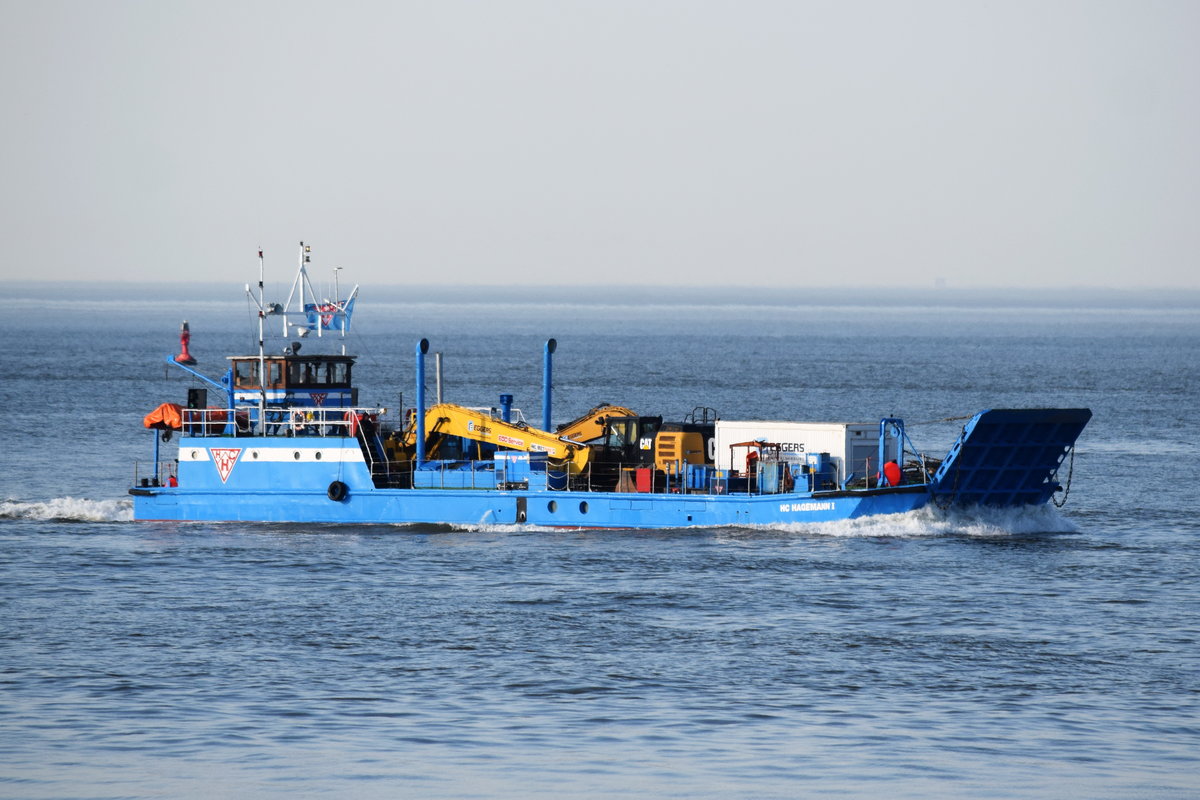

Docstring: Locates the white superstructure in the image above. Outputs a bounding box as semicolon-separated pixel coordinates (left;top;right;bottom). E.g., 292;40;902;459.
713;420;898;480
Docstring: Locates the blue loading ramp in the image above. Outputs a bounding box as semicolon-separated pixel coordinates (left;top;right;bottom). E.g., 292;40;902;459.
929;408;1092;507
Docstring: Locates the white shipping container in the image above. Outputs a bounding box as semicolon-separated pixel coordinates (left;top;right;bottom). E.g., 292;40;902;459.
713;420;897;482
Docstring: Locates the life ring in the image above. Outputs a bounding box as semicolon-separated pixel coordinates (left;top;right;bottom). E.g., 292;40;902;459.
327;480;349;502
290;409;307;434
344;411;360;437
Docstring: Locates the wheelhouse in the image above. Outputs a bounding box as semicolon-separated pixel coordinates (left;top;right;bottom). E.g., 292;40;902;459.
230;354;358;409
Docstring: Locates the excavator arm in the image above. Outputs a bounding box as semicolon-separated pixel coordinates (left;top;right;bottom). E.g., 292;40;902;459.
423;403;590;474
555;404;638;444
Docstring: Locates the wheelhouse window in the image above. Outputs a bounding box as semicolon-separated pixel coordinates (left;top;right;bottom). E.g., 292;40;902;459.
281;357;352;388
234;360;258;387
233;358;286;389
288;361;308;385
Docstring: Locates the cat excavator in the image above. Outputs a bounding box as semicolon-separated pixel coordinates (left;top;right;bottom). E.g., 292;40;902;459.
384;402;715;488
386;402;591;474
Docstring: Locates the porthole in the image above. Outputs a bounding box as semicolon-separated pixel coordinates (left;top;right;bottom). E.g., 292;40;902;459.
547;500;558;513
315;451;322;460
579;501;589;514
252;451;259;459
190;450;198;459
293;451;301;460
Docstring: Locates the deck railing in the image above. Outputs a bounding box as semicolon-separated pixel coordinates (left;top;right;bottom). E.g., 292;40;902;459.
178;406;386;438
132;460;179;488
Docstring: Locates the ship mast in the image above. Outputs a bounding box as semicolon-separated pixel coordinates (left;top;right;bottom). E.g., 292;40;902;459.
257;248;267;435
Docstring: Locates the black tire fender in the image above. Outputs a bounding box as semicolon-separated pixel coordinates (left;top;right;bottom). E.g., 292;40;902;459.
327;481;349;502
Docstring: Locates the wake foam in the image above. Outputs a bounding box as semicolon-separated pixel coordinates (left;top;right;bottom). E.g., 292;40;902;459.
758;503;1078;538
447;504;1076;537
453;523;566;534
0;497;133;522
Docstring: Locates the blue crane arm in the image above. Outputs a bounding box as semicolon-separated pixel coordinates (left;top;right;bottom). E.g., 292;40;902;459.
164;354;228;393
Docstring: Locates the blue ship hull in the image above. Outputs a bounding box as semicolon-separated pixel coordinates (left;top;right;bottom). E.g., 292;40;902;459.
132;489;931;528
130;405;1091;529
131;436;931;527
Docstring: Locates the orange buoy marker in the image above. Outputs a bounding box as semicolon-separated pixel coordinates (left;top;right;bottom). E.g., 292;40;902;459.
175;321;197;365
882;460;902;487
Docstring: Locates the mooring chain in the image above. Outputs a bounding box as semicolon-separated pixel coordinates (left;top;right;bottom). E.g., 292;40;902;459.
1051;446;1076;508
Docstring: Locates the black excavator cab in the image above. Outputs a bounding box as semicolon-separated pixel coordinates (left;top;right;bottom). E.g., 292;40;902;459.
601;416;663;467
589;411;718;491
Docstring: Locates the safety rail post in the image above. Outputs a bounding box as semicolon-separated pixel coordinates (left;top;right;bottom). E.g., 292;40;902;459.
878;418;902;487
416;339;429;469
542;339;556;433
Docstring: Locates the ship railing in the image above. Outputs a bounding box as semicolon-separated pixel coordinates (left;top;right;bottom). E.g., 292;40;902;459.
415;460;490;490
377;457;413;489
841;455;930;490
563;462;739;495
408;457;574;491
397;458;845;496
132;460;179;488
560;460;857;496
178;406;386;438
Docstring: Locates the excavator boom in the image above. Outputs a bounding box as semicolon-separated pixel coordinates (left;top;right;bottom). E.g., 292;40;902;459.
423;403;590;473
556;404;638;444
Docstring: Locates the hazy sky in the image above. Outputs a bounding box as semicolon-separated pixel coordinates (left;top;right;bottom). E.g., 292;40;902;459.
2;0;1197;289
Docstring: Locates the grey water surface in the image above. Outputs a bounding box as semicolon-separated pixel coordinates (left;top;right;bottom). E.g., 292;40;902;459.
2;289;1197;798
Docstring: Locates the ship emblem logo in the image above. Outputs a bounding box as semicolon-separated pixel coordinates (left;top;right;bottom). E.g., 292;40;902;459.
210;448;242;483
317;303;336;327
311;392;326;406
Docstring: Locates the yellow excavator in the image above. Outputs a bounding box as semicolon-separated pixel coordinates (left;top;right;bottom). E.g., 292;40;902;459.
387;403;592;474
555;404;638;444
382;401;716;489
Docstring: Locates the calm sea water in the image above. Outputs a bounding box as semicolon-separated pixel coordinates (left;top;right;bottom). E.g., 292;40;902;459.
2;286;1198;798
